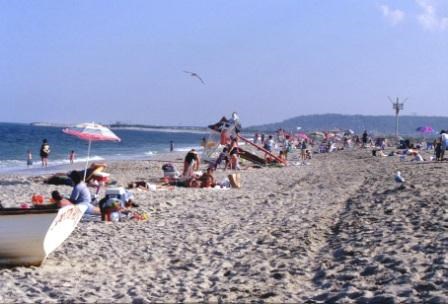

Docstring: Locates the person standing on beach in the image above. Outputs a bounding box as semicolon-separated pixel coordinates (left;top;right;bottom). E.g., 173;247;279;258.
362;131;368;148
27;150;33;168
170;140;174;152
201;137;207;147
183;149;200;177
300;140;307;162
69;150;76;164
440;130;447;160
39;139;50;167
264;135;274;152
229;136;240;170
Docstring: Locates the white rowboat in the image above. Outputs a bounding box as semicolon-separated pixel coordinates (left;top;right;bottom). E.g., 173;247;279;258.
0;204;87;267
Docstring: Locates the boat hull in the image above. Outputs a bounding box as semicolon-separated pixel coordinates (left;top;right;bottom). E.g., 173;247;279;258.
0;204;87;267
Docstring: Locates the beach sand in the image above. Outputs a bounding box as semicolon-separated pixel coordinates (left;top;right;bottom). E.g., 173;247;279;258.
0;149;447;303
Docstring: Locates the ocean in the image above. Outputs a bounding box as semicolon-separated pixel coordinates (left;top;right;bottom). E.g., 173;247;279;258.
0;122;208;174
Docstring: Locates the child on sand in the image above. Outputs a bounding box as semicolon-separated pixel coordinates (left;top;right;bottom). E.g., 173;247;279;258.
26;150;33;168
51;191;72;208
214;147;229;170
300;141;307;161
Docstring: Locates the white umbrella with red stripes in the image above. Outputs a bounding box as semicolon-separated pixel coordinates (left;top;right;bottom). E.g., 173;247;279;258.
63;122;121;181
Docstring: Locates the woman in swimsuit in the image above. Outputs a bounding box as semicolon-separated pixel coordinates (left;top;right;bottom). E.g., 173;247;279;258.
229;137;240;170
39;139;50;167
183;149;201;177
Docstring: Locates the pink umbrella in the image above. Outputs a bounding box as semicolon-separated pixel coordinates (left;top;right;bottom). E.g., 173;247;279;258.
63;122;121;181
416;126;434;134
297;133;310;141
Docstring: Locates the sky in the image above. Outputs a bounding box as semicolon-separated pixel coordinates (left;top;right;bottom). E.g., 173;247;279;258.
1;0;448;127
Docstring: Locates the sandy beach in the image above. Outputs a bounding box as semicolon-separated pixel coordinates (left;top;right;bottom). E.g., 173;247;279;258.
0;148;447;303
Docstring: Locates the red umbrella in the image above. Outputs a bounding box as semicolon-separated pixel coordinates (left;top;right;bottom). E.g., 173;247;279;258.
63;122;121;181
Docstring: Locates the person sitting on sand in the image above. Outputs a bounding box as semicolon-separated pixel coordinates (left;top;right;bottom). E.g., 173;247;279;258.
186;176;202;188
411;152;424;162
214;147;229;170
199;167;216;188
51;190;72;208
183;149;201;177
69;170;100;215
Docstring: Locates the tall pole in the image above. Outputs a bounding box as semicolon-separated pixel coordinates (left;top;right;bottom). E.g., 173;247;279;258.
395;104;399;138
83;139;92;182
390;97;405;139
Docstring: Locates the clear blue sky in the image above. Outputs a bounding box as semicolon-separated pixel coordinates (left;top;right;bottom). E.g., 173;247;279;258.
1;0;447;126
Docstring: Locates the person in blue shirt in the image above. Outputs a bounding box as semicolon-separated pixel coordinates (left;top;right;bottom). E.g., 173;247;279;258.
69;170;100;215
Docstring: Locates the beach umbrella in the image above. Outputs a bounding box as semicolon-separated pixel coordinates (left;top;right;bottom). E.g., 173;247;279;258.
309;131;325;141
297;133;310;141
325;132;336;140
416;126;434;134
344;129;355;135
62;122;121;181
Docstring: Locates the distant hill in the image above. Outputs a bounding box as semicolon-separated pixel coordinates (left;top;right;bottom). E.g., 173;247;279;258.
245;114;448;136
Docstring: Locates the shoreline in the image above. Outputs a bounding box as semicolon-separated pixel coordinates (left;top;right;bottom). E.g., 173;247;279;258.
0;150;193;177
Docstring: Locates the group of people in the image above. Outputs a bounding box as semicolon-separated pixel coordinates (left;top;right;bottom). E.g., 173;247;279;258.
50;170;100;215
27;139;76;168
159;149;217;188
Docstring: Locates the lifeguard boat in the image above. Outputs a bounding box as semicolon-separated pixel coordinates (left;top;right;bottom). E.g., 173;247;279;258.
0;204;86;267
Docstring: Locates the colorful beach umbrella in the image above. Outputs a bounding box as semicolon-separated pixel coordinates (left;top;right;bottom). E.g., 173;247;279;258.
309;131;325;141
297;133;310;141
416;126;434;134
344;129;355;135
63;122;121;181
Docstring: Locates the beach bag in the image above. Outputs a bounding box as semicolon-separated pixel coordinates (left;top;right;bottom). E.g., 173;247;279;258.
32;194;44;204
162;163;179;178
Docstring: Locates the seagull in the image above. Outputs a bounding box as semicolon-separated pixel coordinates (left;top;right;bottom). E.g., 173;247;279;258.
394;171;405;183
183;71;205;84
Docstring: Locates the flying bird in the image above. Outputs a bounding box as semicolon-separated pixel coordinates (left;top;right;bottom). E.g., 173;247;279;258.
184;71;205;84
394;171;405;183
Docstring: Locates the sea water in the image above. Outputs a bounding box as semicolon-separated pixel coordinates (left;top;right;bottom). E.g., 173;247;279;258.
0;122;208;174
